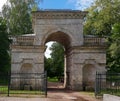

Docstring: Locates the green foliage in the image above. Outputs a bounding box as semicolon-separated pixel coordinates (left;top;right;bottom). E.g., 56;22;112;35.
84;0;120;36
2;0;42;35
0;17;11;73
84;0;120;72
44;57;53;77
107;23;120;73
110;23;120;57
45;42;64;79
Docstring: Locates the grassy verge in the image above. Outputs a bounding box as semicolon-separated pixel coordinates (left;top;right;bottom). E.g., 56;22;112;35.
79;91;95;96
47;77;59;82
0;86;45;96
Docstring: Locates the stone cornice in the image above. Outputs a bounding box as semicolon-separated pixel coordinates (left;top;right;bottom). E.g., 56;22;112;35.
32;10;88;19
11;45;46;53
68;46;107;53
67;45;106;49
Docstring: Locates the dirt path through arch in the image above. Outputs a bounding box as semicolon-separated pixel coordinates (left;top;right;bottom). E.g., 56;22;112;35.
47;81;102;101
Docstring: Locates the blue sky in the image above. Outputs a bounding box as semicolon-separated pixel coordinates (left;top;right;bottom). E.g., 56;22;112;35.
40;0;75;10
39;0;95;10
0;0;95;11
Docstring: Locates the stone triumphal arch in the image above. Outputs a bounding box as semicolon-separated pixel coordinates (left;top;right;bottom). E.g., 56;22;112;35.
11;10;106;90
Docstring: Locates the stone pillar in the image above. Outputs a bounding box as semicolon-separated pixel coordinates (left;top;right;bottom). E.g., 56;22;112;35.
67;46;106;91
70;63;83;90
64;55;67;88
11;45;46;90
64;47;83;90
11;45;45;73
65;50;72;89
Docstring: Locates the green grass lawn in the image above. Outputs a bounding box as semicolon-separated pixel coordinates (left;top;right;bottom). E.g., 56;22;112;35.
80;91;95;96
0;86;45;96
0;86;8;93
95;89;120;97
47;77;59;82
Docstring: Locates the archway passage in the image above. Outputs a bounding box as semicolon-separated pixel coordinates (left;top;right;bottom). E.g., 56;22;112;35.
44;31;72;90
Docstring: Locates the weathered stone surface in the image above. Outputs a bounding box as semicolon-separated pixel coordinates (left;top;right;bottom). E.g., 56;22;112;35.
11;10;106;90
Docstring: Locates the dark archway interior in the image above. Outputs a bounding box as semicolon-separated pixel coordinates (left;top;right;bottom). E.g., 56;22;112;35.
45;31;71;50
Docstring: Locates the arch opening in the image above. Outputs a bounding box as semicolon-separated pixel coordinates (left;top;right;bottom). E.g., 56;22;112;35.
44;31;71;50
44;31;72;90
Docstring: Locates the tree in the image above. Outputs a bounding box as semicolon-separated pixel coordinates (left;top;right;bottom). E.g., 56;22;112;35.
45;42;64;79
84;0;120;36
44;57;53;77
110;23;120;57
107;23;120;73
84;0;120;72
0;17;11;73
2;0;42;35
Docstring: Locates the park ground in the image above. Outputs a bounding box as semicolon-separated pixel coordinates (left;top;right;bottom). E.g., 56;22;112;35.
0;82;102;101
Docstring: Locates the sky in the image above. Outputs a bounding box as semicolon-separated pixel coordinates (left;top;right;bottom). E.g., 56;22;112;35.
0;0;7;11
0;0;94;58
40;0;94;10
0;0;95;11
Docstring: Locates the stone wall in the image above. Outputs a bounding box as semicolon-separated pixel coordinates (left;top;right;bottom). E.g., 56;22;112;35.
11;45;45;73
11;10;106;91
11;45;45;90
34;19;84;47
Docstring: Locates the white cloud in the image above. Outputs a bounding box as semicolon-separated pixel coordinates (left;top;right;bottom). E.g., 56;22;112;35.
0;0;7;11
68;0;95;10
45;42;53;58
